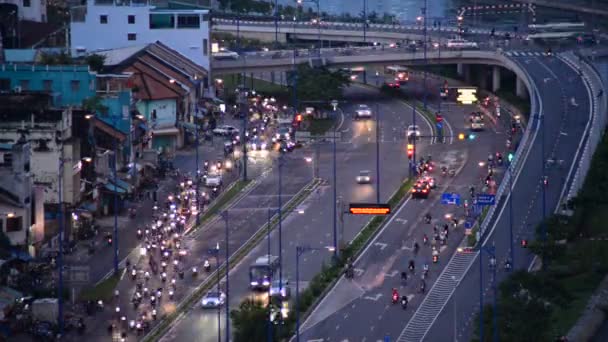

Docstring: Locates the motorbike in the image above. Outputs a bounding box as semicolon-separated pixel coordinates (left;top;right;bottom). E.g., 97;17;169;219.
401;297;408;310
392;292;399;304
137;229;143;239
192;267;198;277
420;281;426;294
131;269;137;281
203;260;211;272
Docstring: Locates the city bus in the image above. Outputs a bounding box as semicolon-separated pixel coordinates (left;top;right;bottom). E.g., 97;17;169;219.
526;22;586;41
249;255;280;290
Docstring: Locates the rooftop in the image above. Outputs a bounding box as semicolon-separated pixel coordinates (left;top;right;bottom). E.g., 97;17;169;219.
3;49;39;64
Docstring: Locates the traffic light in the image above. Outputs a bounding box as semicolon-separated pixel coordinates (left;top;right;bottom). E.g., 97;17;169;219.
432;255;439;263
458;133;465;140
521;239;528;248
407;144;414;159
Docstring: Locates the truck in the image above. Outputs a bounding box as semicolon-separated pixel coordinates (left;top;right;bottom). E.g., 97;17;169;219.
249;255;280;290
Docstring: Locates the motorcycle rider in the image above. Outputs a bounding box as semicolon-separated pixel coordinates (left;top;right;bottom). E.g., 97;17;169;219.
401;295;408;309
424;213;432;224
408;260;415;273
392;288;399;303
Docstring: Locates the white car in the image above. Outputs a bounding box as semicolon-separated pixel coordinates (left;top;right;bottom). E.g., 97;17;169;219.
356;170;372;184
407;125;421;139
269;280;291;299
213;125;239;136
446;39;479;49
354;104;372;120
205;173;222;187
201;291;226;308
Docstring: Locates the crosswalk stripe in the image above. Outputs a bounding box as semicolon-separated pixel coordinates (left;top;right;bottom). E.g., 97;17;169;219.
396;251;478;342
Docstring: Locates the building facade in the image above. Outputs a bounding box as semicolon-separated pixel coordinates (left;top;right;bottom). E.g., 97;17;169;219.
0;139;33;248
0;64;97;107
70;0;211;70
0;0;47;22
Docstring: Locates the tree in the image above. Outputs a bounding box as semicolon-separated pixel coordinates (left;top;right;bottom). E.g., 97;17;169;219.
289;64;351;104
82;96;109;115
85;54;106;72
231;299;276;342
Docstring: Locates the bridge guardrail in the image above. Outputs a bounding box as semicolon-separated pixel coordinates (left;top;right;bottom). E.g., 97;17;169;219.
560;52;607;202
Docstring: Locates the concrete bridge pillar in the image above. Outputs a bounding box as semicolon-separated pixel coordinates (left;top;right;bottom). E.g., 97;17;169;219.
492;66;501;93
457;63;471;83
516;76;527;98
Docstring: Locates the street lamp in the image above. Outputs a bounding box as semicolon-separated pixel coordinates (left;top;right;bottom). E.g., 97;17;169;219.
209;242;222;342
296;0;321;57
479;245;498;342
266;207;305;340
295;245;335;341
304;156;315;180
451;275;461;342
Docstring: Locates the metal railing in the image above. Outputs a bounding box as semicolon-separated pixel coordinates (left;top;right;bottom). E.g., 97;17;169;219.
560;52;607;202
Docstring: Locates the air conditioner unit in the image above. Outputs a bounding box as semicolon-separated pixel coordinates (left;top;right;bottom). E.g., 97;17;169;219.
13;86;22;93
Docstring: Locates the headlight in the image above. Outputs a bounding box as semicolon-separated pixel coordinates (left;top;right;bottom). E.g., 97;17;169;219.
364;177;370;181
261;143;267;150
250;281;258;286
262;280;270;286
202;300;208;305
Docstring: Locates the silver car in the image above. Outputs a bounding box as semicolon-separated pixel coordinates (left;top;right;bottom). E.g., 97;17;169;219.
356;170;372;184
201;291;226;308
269;280;291;299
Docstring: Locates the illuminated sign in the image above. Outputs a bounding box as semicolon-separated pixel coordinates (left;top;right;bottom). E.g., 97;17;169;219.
349;203;391;215
211;43;220;53
457;88;478;104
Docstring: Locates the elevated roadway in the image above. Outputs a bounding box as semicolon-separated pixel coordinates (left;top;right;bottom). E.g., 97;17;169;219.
212;17;502;45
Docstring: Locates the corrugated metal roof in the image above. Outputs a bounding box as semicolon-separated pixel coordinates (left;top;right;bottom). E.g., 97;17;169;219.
96;45;147;66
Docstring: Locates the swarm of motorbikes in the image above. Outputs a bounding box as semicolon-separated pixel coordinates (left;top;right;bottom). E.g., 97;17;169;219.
105;173;219;341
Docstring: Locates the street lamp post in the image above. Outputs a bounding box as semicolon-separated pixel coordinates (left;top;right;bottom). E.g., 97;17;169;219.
332;106;341;259
296;0;322;57
112;120;119;275
295;245;334;341
451;275;461;342
221;212;230;342
422;0;428;112
57;157;67;335
362;0;367;43
540;114;547;270
210;243;221;342
375;103;381;204
195;106;201;225
479;245;498;342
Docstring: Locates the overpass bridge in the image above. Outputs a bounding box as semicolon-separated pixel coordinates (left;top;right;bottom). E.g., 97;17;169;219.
212;46;538;98
212;17;504;45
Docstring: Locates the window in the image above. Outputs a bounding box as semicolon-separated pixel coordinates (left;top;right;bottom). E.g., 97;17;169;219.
71;80;80;92
43;80;53;91
19;80;30;90
6;216;23;232
128;15;135;24
203;38;208;56
149;14;174;29
177;14;200;28
100;15;108;24
128;33;137;41
23;0;30;7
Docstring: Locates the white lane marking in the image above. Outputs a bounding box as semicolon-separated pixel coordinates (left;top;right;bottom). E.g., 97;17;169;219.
396;218;408;225
353;268;365;276
384;270;399;278
363;293;383;301
374;242;388;250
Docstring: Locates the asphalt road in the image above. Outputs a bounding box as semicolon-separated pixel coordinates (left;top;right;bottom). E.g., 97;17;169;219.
63;119;247;286
159;84;437;342
404;54;592;342
297;96;504;342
